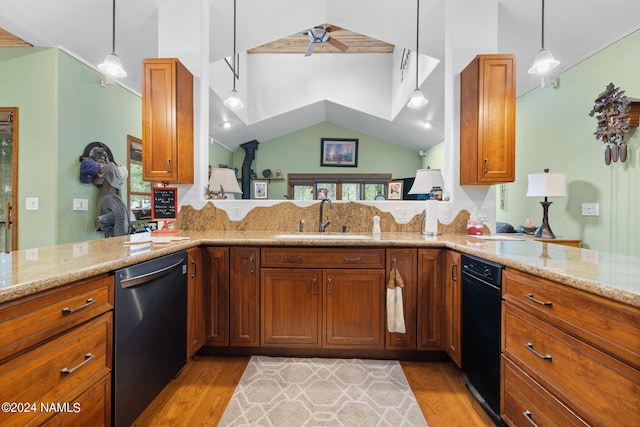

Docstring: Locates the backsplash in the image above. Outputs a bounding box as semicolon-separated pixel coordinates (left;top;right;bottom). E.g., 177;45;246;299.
178;201;474;234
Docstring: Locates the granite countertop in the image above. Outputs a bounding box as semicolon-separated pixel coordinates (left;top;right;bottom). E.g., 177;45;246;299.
1;231;638;308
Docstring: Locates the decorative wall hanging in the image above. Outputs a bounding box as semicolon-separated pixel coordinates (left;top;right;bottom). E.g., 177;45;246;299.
320;138;358;167
588;83;633;165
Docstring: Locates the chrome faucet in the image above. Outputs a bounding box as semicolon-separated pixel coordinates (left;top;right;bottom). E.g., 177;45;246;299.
319;198;333;232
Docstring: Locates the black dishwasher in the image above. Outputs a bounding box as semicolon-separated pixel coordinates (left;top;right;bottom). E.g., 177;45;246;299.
113;251;188;427
461;254;503;425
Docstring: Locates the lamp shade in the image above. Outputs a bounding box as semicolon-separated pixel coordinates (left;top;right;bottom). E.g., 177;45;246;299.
528;48;560;74
407;88;429;108
526;170;567;197
408;169;444;194
98;53;127;78
223;89;244;109
208;168;242;197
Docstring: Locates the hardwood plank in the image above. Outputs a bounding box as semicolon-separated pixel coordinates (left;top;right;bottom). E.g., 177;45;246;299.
401;361;495;426
133;357;494;426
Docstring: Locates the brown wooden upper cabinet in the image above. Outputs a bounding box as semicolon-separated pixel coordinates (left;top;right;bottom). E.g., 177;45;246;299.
142;58;194;183
460;54;515;185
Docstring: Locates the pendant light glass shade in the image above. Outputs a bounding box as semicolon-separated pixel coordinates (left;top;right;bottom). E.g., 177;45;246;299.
407;88;428;108
99;52;127;78
528;48;559;74
224;89;244;109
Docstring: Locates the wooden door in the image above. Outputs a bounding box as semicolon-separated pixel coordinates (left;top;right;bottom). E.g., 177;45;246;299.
204;247;229;346
229;247;260;346
417;249;445;350
0;107;18;251
323;269;385;349
385;249;417;350
261;269;321;347
445;251;462;366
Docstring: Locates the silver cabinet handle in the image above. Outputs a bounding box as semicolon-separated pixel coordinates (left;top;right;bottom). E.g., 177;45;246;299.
60;353;94;375
451;263;458;281
166;158;172;173
525;293;553;307
327;278;333;295
191;259;197;278
522;410;539;427
525;342;552;361
483;158;488;174
284;256;302;263
312;278;317;296
343;257;361;263
62;298;96;314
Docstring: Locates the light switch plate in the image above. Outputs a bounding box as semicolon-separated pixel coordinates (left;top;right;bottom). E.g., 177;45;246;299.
73;198;89;211
26;197;38;211
581;202;599;216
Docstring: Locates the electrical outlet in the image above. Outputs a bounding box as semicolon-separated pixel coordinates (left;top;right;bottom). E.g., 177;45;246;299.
581;203;599;216
395;208;409;223
26;248;39;260
26;197;38;211
73;242;89;257
73;198;89;211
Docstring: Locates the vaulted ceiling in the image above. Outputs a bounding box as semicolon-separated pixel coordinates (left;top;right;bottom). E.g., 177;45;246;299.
1;0;639;153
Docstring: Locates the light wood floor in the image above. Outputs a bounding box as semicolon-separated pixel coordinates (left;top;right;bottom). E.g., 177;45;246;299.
133;356;495;427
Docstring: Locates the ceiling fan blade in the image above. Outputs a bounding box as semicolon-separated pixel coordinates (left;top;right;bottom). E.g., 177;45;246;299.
328;37;349;52
304;41;316;57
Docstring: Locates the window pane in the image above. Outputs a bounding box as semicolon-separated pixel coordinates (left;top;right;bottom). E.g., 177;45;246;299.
316;183;336;200
342;183;361;201
365;183;386;200
293;185;314;200
130;160;150;193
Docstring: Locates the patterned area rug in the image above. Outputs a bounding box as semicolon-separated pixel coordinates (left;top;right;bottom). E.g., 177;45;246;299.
218;356;428;427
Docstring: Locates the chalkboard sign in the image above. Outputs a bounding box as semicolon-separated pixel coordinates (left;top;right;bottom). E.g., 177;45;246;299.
151;187;178;221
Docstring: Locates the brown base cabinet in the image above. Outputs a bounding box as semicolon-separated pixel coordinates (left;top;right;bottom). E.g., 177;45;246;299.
385;249;418;350
230;247;260;347
444;251;462;366
501;268;640;426
204;247;229;346
417;249;445;351
187;248;205;359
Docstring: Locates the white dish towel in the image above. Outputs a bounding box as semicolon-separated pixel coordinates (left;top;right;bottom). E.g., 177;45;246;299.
386;267;406;334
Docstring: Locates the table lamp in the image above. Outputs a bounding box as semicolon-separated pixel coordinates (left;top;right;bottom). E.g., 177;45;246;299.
207;168;242;199
526;168;567;239
408;168;444;235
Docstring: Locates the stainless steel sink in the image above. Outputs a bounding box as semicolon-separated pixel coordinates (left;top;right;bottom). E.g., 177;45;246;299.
273;233;372;240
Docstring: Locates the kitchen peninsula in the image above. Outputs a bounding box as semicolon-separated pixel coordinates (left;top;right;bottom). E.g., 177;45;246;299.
0;206;638;426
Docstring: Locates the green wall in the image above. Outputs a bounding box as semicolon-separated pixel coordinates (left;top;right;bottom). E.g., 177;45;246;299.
497;29;640;255
0;47;141;248
224;122;422;199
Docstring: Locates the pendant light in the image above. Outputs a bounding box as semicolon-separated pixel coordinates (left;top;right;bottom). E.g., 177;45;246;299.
407;0;428;109
98;0;127;78
528;0;560;74
224;0;244;109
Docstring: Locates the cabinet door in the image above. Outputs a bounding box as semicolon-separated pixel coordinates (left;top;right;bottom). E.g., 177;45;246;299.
230;247;260;347
323;269;385;349
261;269;321;347
417;249;445;350
386;249;417;350
460;54;515;184
142;58;193;183
187;248;204;359
445;251;462;366
204;247;229;346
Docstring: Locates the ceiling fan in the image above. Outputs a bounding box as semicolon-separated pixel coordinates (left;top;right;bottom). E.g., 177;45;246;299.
304;25;349;57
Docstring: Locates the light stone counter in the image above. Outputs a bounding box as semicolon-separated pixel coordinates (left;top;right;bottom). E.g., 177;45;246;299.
0;230;638;308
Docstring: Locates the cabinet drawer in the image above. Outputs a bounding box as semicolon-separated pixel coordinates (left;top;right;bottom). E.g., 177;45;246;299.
503;269;640;368
502;356;588;427
503;304;639;427
261;247;384;269
0;313;112;426
35;373;111;427
0;275;114;361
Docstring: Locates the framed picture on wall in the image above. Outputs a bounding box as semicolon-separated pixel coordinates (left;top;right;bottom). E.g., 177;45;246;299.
253;180;268;199
387;180;403;200
320;138;358;167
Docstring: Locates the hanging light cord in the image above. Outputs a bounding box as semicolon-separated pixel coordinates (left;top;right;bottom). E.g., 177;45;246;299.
111;0;116;53
540;0;545;48
415;0;419;89
232;0;237;90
